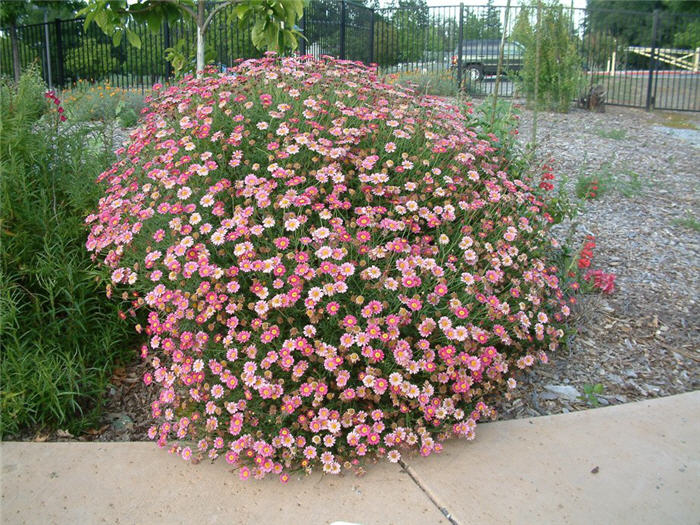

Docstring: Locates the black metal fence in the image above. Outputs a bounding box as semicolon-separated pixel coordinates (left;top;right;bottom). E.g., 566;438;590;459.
1;1;698;111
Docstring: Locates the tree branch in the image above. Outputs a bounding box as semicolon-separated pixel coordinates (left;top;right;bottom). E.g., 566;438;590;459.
202;0;239;33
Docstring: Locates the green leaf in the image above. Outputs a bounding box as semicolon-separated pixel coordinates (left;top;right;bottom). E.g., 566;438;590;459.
282;29;298;52
251;21;266;49
112;31;123;47
265;22;279;50
234;4;249;21
144;11;163;33
126;29;141;49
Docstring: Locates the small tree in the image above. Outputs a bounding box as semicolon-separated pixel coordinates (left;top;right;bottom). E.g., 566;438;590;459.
80;0;306;77
513;1;583;112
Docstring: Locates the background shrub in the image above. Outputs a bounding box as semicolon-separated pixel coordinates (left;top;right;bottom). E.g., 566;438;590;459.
62;81;145;128
0;68;134;437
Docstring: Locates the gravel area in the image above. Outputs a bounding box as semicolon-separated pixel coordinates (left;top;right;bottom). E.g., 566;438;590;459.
494;105;700;420
15;105;700;443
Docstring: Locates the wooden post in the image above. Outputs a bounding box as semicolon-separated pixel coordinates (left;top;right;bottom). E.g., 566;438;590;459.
694;47;699;73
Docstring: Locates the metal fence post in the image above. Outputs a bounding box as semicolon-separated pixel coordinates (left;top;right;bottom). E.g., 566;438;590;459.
164;20;172;80
645;9;659;111
457;3;464;89
299;12;306;55
43;10;53;88
369;9;375;64
54;18;65;87
340;0;346;60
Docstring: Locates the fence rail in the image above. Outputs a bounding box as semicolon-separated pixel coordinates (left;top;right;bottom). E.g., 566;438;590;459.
1;1;698;111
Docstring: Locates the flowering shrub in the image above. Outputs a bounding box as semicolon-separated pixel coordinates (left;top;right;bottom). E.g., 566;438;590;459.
86;55;570;480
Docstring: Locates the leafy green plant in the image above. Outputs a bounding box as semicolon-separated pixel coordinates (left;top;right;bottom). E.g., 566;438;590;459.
0;68;135;437
616;169;643;198
511;1;585;112
547;174;580;224
580;383;604;407
164;37;218;79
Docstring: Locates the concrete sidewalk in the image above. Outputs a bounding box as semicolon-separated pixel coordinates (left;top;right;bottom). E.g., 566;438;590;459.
2;392;698;525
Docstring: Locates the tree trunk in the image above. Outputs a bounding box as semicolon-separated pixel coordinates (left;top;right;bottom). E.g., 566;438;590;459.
196;26;205;77
196;0;205;77
10;24;21;83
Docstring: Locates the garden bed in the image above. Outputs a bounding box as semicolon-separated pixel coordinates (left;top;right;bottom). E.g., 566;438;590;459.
18;104;700;443
494;105;699;419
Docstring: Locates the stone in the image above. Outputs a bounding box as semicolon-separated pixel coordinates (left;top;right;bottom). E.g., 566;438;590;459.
543;384;581;402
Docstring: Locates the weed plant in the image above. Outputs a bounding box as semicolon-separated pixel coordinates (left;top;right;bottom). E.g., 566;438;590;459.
575;163;643;200
0;69;135;437
672;212;700;232
595;128;626;140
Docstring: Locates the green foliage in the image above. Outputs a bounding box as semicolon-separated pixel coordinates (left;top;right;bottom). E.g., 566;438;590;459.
81;0;306;54
81;0;306;75
513;2;584;112
580;383;604;407
64;37;120;82
0;0;84;26
391;3;430;63
0;68;135;436
595;128;627;140
234;0;306;53
587;0;700;49
62;81;145;127
464;0;502;40
470;96;521;150
547;175;580;225
164;37;217;78
672;212;700;232
81;0;183;48
575;162;643;200
672;19;700;48
575;172;605;200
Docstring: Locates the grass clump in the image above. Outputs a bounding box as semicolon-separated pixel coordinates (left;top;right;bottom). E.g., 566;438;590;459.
672;212;700;232
0;68;135;437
